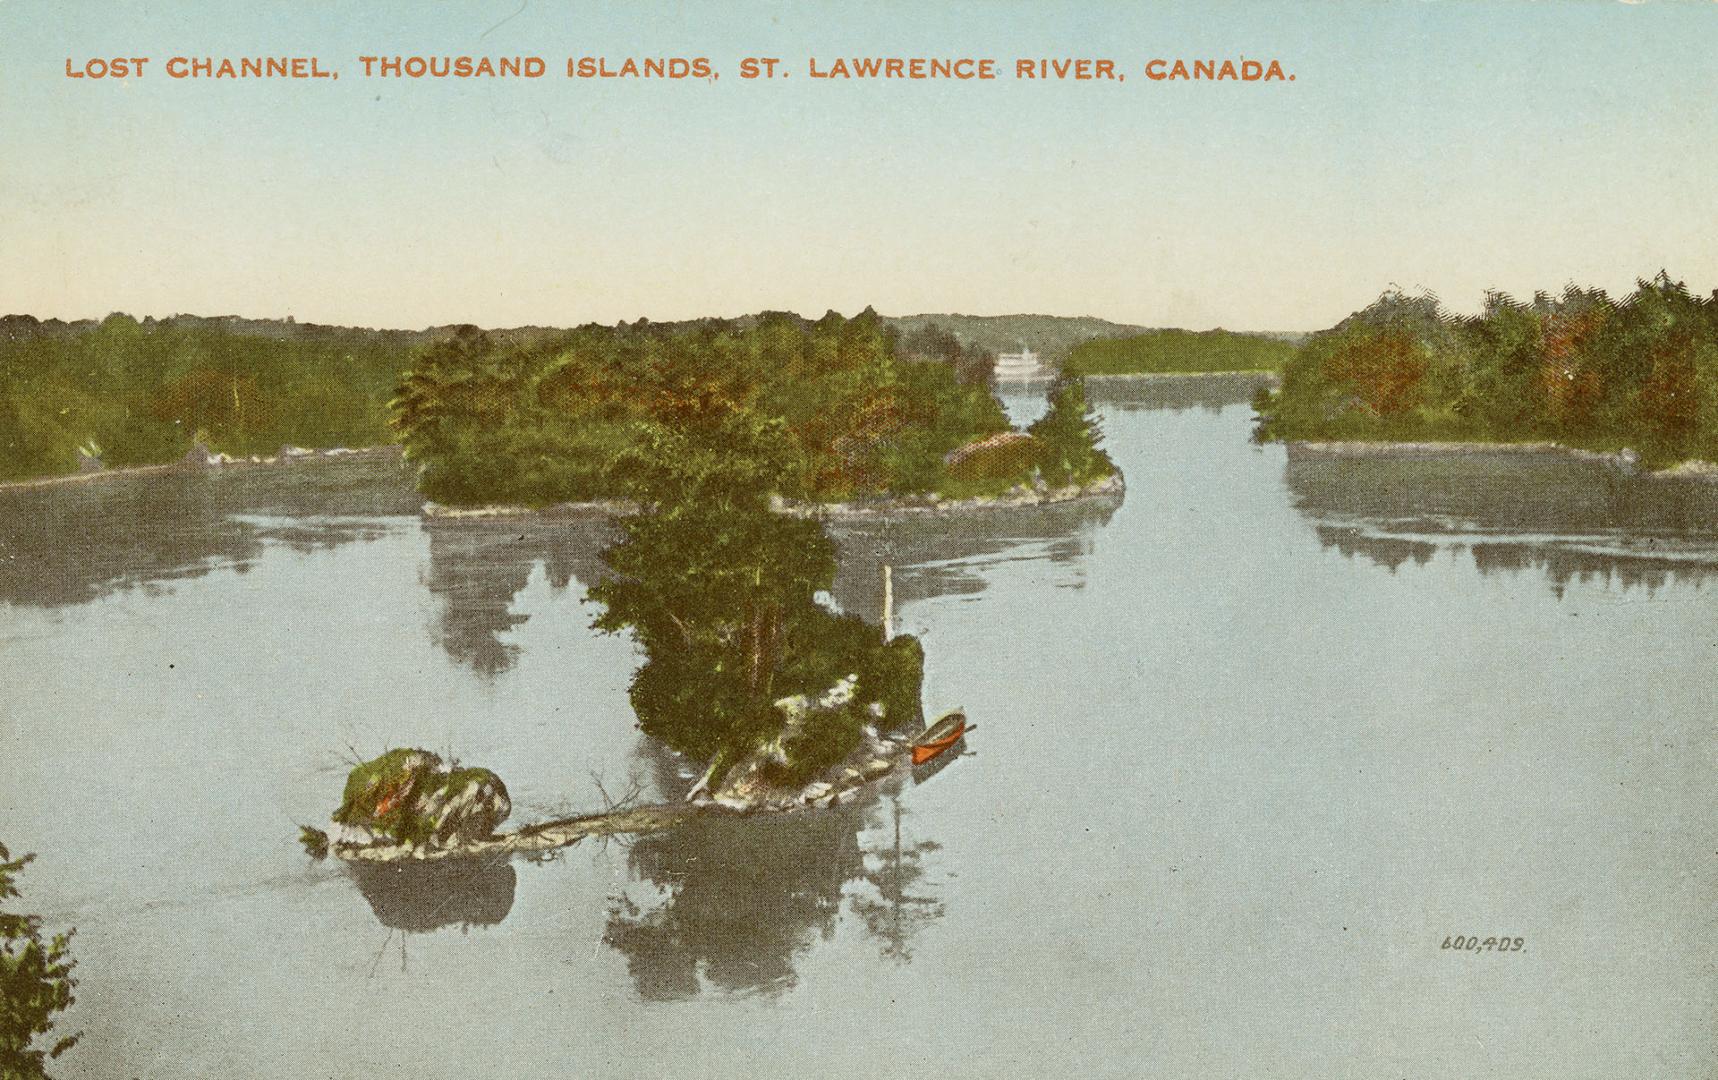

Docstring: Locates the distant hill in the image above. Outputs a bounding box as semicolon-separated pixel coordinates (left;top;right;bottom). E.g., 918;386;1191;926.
1067;328;1300;375
883;314;1154;364
884;314;1308;365
3;311;1308;355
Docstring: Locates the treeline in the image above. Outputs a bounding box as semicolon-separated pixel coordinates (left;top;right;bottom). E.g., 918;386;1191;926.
1255;274;1718;463
1066;328;1298;376
887;312;1153;363
393;308;1112;506
0;314;416;481
0;308;1116;497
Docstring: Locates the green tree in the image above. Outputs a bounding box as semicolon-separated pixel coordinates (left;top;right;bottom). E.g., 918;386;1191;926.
1029;374;1114;486
1;843;79;1079
590;406;834;759
590;395;924;773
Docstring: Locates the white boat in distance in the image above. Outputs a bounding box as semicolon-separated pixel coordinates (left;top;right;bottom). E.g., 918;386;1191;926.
993;345;1049;383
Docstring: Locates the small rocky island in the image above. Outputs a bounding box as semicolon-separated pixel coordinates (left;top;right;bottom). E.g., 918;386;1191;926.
309;675;953;866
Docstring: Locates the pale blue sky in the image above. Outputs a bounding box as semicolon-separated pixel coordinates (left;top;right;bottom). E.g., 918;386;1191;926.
2;1;1715;330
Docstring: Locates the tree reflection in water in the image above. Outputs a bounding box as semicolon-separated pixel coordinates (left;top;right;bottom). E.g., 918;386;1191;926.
420;500;1118;673
603;807;869;1000
1286;446;1718;594
346;856;520;975
350;857;518;934
848;794;945;965
408;451;1116;992
0;454;412;610
602;782;948;999
421;514;616;675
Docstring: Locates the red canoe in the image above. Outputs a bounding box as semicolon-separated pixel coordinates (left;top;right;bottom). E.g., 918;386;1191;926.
911;711;970;766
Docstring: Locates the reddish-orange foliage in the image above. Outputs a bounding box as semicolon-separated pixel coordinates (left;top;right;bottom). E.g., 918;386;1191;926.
1638;331;1698;438
816;388;905;494
1538;308;1607;426
1322;333;1426;416
373;780;408;818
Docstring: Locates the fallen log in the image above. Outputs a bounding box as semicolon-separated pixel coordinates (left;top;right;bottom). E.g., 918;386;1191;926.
320;709;970;866
333;800;697;864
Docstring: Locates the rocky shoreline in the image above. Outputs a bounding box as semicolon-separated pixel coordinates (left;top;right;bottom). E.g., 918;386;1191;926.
423;470;1127;520
328;752;918;865
421;496;641;519
0;444;400;492
1287;439;1718;484
321;702;931;866
773;471;1125;518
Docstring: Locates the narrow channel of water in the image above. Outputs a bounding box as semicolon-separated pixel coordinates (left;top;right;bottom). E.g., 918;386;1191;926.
1;378;1712;1078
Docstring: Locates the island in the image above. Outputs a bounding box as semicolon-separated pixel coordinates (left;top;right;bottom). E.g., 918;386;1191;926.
1253;273;1718;472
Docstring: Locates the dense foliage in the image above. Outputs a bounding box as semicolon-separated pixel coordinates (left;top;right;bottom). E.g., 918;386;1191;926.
0;308;1113;497
1255;274;1718;464
0;315;415;482
391;309;1020;506
587;392;924;773
1;843;78;1079
1066;328;1298;376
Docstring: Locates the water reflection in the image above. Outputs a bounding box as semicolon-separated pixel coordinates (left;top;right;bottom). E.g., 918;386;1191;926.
603;808;869;999
0;454;416;610
849;795;945;964
1286;446;1718;591
602;784;947;999
422;514;618;675
349;857;518;933
422;500;1118;671
1468;541;1713;600
391;458;1095;989
829;498;1120;621
1313;526;1437;573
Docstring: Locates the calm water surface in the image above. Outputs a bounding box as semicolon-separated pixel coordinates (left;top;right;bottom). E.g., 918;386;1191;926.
2;380;1715;1078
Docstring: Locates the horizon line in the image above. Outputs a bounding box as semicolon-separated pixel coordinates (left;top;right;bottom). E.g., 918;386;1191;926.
0;307;1318;337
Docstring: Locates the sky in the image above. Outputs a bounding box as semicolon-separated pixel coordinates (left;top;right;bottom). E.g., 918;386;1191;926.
2;0;1717;331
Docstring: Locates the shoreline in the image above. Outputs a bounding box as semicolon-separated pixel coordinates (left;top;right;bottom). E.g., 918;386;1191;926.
1;443;1128;515
1285;438;1718;482
1082;369;1279;381
0;445;401;493
422;471;1127;521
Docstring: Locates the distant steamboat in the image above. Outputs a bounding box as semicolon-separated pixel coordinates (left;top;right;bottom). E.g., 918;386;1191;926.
993;345;1049;384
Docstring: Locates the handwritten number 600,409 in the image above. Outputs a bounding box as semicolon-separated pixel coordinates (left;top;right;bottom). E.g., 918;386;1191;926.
1441;936;1525;952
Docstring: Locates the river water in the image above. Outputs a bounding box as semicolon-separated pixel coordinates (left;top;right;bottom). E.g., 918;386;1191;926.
2;376;1714;1078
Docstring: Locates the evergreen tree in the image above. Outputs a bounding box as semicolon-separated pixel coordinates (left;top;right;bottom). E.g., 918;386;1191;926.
1029;374;1112;486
